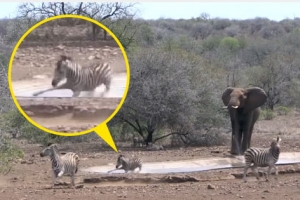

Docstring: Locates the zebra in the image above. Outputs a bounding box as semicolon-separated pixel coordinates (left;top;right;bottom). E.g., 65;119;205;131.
108;154;142;173
40;143;80;187
33;55;112;97
133;136;145;148
243;136;281;182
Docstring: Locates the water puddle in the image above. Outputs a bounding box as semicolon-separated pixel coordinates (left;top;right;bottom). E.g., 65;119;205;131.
81;152;300;175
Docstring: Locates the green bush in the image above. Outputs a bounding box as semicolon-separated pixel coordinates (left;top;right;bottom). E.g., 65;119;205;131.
0;137;24;174
220;36;240;52
0;109;61;145
20;123;62;145
275;106;291;116
293;27;300;34
260;109;275;120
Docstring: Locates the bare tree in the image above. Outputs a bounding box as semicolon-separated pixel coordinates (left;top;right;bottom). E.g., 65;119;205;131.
246;52;297;110
17;2;139;44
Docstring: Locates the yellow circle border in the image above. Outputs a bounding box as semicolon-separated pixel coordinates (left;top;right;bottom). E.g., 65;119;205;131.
8;14;131;137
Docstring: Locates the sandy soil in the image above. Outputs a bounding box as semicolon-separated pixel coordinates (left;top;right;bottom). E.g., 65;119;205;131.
18;97;122;132
11;20;127;133
0;135;300;200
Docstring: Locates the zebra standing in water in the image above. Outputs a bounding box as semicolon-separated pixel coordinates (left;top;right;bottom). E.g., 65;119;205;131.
33;55;112;97
40;143;80;187
108;154;142;173
243;136;281;182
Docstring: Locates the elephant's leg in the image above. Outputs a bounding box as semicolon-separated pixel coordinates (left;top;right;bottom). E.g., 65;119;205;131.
230;120;240;155
241;113;254;154
248;124;255;148
247;108;260;149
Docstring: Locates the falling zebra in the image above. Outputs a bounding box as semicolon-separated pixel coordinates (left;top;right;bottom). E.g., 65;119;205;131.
40;143;80;187
243;136;281;182
108;154;142;173
33;55;112;97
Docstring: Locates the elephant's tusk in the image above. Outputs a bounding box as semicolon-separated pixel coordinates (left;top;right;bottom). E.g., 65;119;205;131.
222;106;228;109
231;106;239;109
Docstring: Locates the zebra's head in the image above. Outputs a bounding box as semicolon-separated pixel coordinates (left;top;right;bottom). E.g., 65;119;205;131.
40;143;59;157
52;55;72;87
116;154;125;169
270;136;281;149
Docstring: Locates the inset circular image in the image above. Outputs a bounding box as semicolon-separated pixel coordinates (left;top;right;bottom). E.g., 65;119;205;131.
8;15;130;136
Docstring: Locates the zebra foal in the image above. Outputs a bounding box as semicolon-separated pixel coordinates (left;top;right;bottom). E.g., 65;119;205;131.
243;136;281;182
40;143;80;187
33;55;112;97
108;154;142;173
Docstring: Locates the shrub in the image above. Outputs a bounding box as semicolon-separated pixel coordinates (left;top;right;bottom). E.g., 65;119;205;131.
275;106;291;116
0;109;61;145
260;109;275;120
220;37;240;52
0;136;23;174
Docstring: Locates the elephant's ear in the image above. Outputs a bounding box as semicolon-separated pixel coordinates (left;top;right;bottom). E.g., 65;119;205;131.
244;87;267;113
222;87;235;106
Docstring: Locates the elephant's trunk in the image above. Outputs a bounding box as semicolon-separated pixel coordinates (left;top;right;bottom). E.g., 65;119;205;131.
228;97;240;109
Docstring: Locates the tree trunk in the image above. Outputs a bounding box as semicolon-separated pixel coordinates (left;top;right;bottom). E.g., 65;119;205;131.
145;130;154;145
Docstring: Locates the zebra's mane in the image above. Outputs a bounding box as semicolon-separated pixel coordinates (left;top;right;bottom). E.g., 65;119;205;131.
60;55;73;61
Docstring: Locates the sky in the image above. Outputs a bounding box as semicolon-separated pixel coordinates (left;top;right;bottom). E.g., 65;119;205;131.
1;2;300;21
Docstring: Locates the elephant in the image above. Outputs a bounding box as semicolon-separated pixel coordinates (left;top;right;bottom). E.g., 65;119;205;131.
222;87;267;155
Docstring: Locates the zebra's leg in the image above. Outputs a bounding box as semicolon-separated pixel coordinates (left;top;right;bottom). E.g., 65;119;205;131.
33;87;57;96
86;90;95;97
52;170;57;187
33;83;70;96
265;165;272;182
251;166;260;180
243;166;250;182
104;78;111;93
70;173;75;187
274;165;278;180
72;91;81;97
100;78;112;97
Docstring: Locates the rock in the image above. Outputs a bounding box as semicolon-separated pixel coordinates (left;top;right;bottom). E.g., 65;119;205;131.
95;54;102;59
207;184;215;189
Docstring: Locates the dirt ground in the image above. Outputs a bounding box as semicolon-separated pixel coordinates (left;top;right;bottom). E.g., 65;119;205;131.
11;20;127;132
18;97;122;132
1;110;300;200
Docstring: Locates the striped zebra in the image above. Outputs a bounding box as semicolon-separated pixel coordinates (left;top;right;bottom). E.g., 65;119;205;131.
33;55;112;97
243;136;281;182
40;143;80;187
108;154;142;173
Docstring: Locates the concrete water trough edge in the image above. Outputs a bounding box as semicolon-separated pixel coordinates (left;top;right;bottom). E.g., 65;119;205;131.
80;152;300;175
